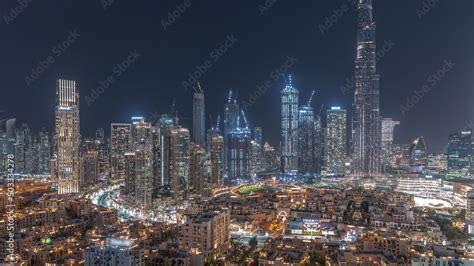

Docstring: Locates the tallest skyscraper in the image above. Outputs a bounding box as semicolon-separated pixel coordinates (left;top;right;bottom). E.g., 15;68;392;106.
352;0;382;178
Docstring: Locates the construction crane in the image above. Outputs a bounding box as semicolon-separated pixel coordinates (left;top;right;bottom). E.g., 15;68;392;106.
216;115;221;130
241;109;249;129
307;90;315;107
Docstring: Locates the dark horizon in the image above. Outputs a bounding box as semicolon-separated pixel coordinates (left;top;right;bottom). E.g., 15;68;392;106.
1;0;472;153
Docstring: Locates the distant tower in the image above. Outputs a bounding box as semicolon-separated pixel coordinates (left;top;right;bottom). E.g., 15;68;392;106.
227;128;251;180
223;90;240;171
298;91;316;174
211;134;225;186
352;0;382;178
193;82;206;147
326;107;347;176
132;117;153;208
409;136;427;173
447;130;472;178
110;123;132;180
170;127;190;199
381;118;400;172
281;75;299;175
55;79;80;194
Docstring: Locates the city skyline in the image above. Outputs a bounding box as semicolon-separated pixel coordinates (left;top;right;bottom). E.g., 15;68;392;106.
1;1;474;264
0;1;472;153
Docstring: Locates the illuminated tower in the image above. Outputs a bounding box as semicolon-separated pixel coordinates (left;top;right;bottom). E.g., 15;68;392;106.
326;107;347;176
281;75;299;175
193;82;206;147
223;90;239;172
227;128;251;180
352;0;382;178
132;117;153;208
110;123;132;180
55;79;80;194
170;127;190;199
381;118;400;172
211;134;224;186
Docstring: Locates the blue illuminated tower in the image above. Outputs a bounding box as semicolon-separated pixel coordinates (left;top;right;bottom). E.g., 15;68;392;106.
281;75;299;174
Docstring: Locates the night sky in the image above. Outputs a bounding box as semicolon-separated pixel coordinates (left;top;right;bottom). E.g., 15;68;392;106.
0;0;472;153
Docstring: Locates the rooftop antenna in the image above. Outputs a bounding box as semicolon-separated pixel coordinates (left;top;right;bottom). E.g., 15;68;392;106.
216;115;221;130
170;98;176;117
197;81;203;93
307;90;315;107
228;90;233;103
234;88;239;104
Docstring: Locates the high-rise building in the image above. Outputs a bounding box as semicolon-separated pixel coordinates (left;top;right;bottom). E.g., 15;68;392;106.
14;124;30;174
124;151;136;196
170;127;190;199
408;136;428;173
281;75;299;175
5;118;16;154
227;127;251;181
325;107;347;176
298;106;315;174
352;0;382;178
223;90;239;172
80;150;99;187
38;128;51;174
253;127;263;173
132;117;153;208
210;134;224;186
110;123;132;181
263;142;278;172
158;114;175;188
55;79;80;194
381;118;400;172
189;144;209;196
94;128;108;180
313;115;323;174
447;130;472;178
193;85;206;147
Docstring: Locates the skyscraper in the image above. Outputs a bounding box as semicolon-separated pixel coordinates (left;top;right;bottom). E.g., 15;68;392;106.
408;136;427;173
313;115;323;174
193;83;205;147
281;75;299;175
227;128;251;181
110;123;132;181
38;128;51;174
298;105;315;174
210;134;224;186
132;117;154;208
170;127;190;199
14;123;30;174
55;79;80;194
352;0;382;178
253;127;263;173
223;90;239;172
447;130;472;178
381;118;400;172
325;107;347;176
